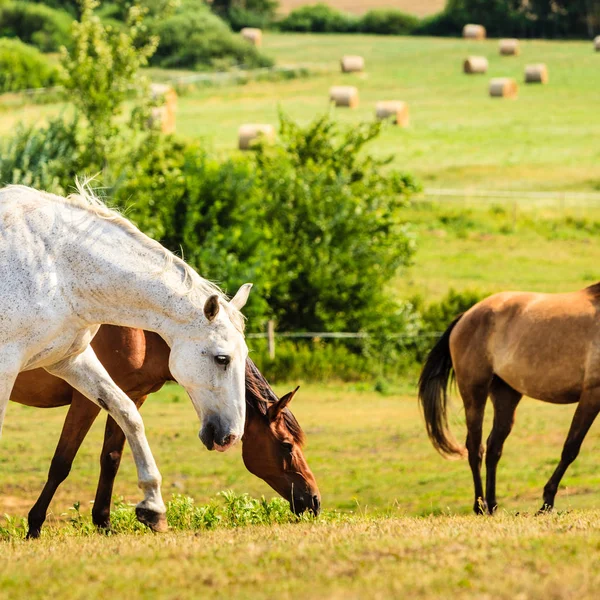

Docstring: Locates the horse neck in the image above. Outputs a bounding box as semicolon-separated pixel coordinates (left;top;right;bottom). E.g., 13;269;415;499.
64;216;208;344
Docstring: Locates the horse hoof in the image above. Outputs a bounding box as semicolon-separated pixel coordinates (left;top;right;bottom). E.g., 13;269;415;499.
536;504;553;516
26;529;41;540
136;507;168;532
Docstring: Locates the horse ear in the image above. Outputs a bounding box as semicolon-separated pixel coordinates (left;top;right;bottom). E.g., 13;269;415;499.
204;294;220;322
230;283;253;311
268;386;299;421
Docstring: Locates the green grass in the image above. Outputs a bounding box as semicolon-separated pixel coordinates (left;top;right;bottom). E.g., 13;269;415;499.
2;35;599;191
3;382;600;597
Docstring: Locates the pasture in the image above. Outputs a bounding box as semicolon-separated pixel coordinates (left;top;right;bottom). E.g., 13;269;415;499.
3;29;600;598
4;379;600;597
3;35;600;192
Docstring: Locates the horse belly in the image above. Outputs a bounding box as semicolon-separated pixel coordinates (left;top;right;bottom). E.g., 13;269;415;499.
493;319;588;404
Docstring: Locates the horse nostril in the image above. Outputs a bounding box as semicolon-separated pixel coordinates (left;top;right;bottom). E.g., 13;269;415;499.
312;495;321;514
221;434;234;446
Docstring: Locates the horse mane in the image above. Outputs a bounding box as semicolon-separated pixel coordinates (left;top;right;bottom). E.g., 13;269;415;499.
245;358;305;447
585;282;600;298
3;180;244;332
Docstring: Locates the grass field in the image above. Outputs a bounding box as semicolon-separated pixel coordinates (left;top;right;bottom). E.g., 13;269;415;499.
3;32;600;598
3;381;600;597
2;36;599;192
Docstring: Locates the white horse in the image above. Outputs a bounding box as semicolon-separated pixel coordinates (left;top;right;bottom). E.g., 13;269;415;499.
0;182;252;531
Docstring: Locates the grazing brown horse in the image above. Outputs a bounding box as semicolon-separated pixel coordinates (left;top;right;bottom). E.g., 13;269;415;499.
419;282;600;515
8;325;319;538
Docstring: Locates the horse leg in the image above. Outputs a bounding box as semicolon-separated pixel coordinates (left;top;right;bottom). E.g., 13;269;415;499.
27;392;101;538
540;391;600;512
485;378;522;514
460;382;489;515
92;396;148;530
46;347;167;532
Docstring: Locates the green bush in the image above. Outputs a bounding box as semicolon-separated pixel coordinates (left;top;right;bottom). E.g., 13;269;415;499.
0;38;60;93
0;1;73;51
360;9;419;35
278;3;358;32
212;0;279;31
150;1;273;70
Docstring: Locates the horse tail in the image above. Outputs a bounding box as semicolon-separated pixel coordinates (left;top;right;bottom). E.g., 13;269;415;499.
418;314;466;458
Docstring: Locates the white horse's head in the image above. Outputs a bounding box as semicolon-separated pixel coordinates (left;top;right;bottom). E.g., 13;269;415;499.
168;284;252;452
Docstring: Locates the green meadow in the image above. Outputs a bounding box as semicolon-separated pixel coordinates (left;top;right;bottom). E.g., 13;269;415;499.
3;33;600;599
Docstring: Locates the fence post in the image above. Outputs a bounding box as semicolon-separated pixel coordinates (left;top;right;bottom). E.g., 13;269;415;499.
267;320;275;360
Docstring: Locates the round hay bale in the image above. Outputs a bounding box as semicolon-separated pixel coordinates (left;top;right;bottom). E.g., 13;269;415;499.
238;124;275;150
463;56;488;74
148;83;177;134
375;101;409;127
329;86;359;108
594;35;600;51
524;63;548;84
489;78;518;98
499;38;520;56
241;27;262;47
463;24;486;40
341;55;365;73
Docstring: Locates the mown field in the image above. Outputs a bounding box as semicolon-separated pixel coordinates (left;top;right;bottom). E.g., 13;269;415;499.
2;36;599;192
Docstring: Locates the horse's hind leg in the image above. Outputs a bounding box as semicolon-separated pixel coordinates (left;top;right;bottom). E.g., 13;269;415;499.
485;377;522;514
27;392;101;538
457;378;490;515
540;389;600;512
46;346;167;532
92;395;148;530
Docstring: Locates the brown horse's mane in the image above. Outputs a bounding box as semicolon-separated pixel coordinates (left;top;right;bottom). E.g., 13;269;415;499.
586;282;600;298
245;358;305;447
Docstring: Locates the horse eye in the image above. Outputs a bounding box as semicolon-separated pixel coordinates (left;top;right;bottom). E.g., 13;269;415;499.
214;355;231;366
281;442;293;453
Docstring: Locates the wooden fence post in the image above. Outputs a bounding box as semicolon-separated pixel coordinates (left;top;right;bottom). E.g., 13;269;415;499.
267;320;275;359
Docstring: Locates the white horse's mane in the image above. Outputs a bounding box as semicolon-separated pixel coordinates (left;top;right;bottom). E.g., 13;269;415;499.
4;179;245;331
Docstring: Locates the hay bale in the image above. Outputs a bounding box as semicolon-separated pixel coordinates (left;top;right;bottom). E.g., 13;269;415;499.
241;27;262;47
463;56;488;74
524;63;548;84
148;83;177;134
238;124;275;150
329;86;359;108
463;24;486;40
341;55;365;73
499;38;520;56
595;35;600;51
489;78;518;98
375;101;409;127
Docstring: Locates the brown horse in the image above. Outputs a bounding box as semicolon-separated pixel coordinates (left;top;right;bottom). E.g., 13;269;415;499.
419;282;600;514
8;325;319;538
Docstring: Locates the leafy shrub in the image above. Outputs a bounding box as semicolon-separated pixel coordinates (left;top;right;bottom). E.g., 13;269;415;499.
420;288;485;335
0;38;60;93
360;9;419;35
212;0;279;31
278;3;358;32
0;116;83;192
150;1;273;70
0;1;73;51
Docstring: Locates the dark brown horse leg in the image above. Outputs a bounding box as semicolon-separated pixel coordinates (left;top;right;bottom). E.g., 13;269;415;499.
485;378;522;514
461;383;489;515
27;392;101;539
92;395;148;530
540;394;600;512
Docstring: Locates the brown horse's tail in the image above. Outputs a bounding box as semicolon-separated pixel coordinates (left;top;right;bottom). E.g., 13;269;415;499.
418;314;466;458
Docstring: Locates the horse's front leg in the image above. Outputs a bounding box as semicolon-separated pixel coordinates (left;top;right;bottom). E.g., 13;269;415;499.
27;391;101;538
92;395;148;531
47;347;167;532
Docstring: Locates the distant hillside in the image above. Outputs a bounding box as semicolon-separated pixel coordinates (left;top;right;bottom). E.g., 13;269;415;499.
278;0;445;17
